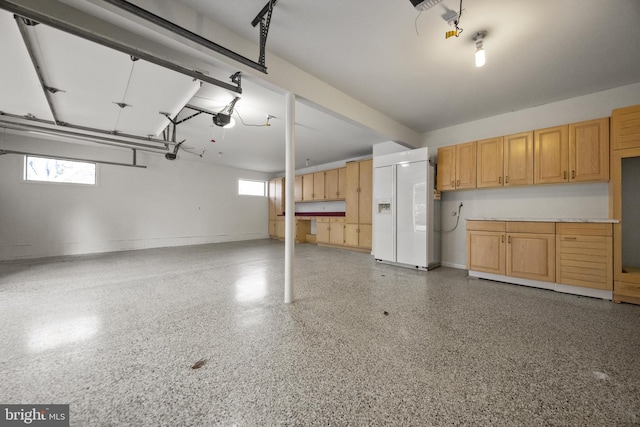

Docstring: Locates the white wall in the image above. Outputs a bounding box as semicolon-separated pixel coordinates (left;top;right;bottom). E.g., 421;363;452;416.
422;82;640;269
0;134;270;260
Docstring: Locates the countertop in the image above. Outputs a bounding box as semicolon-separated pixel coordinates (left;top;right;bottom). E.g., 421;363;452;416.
467;218;619;223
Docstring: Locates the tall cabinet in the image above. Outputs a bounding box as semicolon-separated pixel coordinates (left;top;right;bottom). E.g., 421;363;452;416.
611;104;640;305
345;159;373;250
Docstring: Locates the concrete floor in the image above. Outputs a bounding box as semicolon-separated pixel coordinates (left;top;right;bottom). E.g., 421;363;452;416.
1;239;639;426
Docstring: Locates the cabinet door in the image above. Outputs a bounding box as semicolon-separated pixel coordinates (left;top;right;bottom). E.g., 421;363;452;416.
294;175;303;202
358;224;372;249
466;231;505;275
313;171;325;200
569;117;609;182
358;159;373;224
556;233;612;290
269;220;277;237
276;219;285;239
345;162;360;223
455;141;476;189
477;137;504;188
302;174;314;201
329;218;344;245
534;125;569;184
316;218;330;244
337;167;347;199
344;223;359;247
271;177;285;216
436;146;456;191
325;169;339;200
504;131;533;186
268;178;277;220
507;233;555;282
611;104;640;151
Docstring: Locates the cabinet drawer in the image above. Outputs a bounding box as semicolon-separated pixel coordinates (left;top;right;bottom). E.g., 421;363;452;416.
556;234;612;290
467;221;506;232
330;217;345;224
507;221;555;234
316;217;330;223
556;222;612;236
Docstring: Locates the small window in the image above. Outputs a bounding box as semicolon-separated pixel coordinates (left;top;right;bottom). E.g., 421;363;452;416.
24;156;97;185
238;179;266;196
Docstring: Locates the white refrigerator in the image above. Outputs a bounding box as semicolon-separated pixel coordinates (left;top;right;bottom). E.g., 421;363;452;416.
373;148;440;270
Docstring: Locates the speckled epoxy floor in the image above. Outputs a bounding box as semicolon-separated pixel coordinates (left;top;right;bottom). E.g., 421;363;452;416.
1;239;639;426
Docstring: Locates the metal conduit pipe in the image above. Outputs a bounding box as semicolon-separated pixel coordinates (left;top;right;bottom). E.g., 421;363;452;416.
0;112;175;147
0;119;169;154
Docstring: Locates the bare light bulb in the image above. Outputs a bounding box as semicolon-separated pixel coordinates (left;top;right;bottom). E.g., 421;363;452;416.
223;117;236;129
475;46;486;67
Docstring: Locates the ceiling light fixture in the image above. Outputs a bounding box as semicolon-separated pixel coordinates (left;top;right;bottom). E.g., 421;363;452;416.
472;31;487;67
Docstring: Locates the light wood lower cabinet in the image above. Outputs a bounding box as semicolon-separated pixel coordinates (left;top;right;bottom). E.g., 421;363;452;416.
316;217;344;246
467;221;556;283
468;221;616;296
466;221;506;274
556;223;612;290
344;223;372;249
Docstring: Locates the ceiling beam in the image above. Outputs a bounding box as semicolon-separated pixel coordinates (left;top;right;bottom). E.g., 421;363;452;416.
103;0;266;74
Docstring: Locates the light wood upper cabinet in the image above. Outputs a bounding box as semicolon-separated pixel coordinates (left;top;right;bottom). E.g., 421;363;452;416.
535;125;569;184
456;141;477;189
504;131;534;186
294;175;303;202
436;146;456;191
611;104;640;151
324;167;346;200
437;142;476;191
569;117;609;182
477;137;504;188
302;174;314;201
313;171;325;200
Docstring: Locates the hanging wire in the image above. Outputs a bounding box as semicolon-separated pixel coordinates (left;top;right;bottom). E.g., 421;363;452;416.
454;0;464;37
414;11;423;36
234;109;271;127
114;60;137;130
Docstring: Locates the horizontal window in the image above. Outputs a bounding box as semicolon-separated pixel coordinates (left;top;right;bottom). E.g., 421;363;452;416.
24;155;97;185
238;179;266;196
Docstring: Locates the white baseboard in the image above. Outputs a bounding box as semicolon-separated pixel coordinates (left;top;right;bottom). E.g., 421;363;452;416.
0;232;270;261
469;270;613;300
441;261;467;270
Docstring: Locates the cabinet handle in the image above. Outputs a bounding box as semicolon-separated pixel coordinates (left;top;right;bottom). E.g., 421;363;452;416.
563;171;567;180
562;237;577;240
571;170;576;179
499;176;502;184
501;235;504;243
505;176;509;184
451;180;455;187
508;236;511;244
456;179;460;186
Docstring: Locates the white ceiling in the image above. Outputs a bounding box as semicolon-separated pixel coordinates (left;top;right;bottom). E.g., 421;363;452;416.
1;0;639;173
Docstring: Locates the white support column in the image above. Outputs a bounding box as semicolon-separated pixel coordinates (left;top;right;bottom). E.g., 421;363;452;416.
284;92;296;303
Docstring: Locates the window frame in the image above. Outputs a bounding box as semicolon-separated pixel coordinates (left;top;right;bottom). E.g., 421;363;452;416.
23;155;99;187
237;178;267;197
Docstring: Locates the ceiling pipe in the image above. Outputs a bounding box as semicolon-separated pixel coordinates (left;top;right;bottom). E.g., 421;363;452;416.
0;111;175;148
0;118;169;154
103;0;266;75
0;0;242;93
